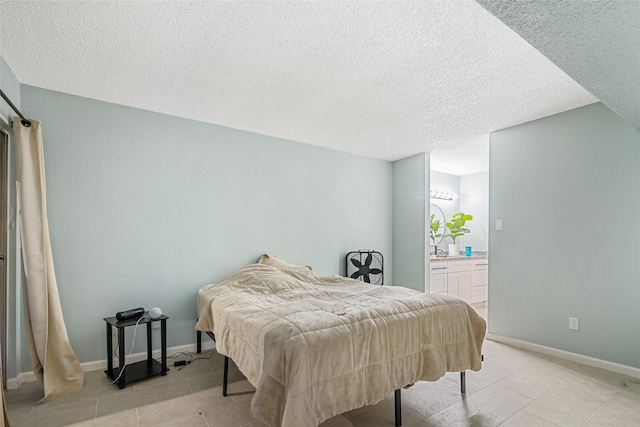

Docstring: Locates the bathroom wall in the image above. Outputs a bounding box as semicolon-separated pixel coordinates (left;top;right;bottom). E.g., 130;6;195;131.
430;170;488;252
460;172;489;252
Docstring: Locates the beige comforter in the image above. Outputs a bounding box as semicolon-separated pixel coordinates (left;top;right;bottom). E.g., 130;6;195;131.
196;264;486;427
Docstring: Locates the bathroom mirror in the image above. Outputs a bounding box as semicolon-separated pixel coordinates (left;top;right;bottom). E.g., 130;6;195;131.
429;204;445;246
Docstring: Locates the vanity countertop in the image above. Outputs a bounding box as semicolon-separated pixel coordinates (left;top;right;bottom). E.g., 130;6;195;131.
430;252;488;262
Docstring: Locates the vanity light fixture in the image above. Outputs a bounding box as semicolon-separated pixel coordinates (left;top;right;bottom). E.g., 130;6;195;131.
430;190;454;200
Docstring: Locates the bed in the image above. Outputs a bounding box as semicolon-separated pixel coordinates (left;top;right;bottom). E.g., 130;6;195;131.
195;255;486;427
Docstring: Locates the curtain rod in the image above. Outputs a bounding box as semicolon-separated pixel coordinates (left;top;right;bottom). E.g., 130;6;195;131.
0;89;31;127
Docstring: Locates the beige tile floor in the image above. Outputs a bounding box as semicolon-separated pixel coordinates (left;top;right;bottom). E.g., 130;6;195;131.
5;314;640;426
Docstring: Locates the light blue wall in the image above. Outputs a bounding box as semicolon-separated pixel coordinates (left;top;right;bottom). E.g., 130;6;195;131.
0;57;22;380
19;85;393;364
489;102;640;368
392;153;428;291
460;172;489;252
0;57;21;122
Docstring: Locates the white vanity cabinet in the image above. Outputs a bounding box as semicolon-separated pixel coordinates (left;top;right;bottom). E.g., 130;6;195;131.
429;263;448;294
472;260;488;303
447;260;473;301
429;258;488;305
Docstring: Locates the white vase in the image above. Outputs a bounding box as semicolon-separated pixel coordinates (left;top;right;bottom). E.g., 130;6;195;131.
449;243;459;257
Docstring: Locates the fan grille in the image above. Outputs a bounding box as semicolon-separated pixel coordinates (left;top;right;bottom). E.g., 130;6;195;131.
346;250;384;285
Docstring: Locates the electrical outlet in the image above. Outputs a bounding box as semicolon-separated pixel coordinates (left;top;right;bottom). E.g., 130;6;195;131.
152;321;161;329
569;317;579;331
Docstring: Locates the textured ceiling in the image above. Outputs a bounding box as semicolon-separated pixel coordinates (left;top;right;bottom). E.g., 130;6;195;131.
477;0;640;131
0;1;599;175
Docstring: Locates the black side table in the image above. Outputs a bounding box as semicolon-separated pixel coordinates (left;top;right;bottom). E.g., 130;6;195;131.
104;312;169;389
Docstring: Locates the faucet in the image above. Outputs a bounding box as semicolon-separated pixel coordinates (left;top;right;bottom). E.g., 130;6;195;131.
433;245;439;256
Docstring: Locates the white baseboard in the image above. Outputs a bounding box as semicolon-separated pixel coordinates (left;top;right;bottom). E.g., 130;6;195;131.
6;339;216;389
486;333;640;379
12;334;639;389
6;372;37;390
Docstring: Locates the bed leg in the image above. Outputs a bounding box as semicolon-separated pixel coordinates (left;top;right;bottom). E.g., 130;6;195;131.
394;389;402;427
460;371;466;394
223;356;229;397
197;330;202;354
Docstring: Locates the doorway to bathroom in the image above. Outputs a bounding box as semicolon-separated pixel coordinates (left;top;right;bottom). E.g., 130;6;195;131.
429;170;489;321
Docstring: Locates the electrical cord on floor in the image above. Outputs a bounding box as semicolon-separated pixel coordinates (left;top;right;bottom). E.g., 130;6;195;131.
172;360;190;370
165;349;217;370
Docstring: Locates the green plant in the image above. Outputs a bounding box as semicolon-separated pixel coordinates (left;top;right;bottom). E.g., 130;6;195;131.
445;212;473;243
429;214;443;243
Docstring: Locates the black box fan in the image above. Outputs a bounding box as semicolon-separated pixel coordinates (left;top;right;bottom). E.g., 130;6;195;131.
346;250;384;285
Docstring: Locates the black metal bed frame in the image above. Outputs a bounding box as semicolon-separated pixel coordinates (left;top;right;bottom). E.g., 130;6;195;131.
197;330;475;427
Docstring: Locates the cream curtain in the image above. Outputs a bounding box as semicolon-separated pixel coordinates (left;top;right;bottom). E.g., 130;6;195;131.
14;119;83;402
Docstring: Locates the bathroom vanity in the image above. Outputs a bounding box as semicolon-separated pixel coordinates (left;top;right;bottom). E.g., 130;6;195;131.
429;255;488;305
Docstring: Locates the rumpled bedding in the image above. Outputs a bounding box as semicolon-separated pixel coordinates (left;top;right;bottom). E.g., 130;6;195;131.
196;263;485;427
